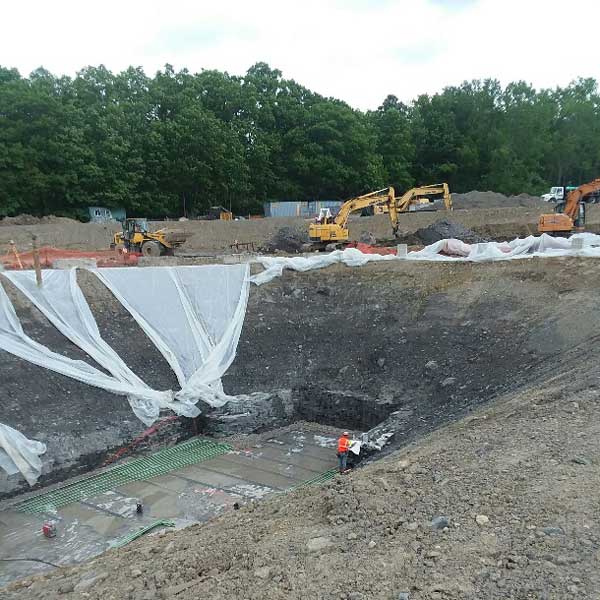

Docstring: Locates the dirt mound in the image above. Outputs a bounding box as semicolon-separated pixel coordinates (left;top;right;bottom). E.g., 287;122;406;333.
261;225;309;253
0;214;78;226
415;219;487;244
453;191;546;209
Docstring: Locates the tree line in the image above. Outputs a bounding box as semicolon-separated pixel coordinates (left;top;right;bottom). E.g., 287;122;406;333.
1;62;599;218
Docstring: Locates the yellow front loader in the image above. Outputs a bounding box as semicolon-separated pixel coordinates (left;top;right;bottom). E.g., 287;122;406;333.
111;219;188;257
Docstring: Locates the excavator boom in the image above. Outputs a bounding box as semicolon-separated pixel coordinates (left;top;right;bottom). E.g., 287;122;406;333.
308;183;452;248
309;187;397;245
395;183;452;212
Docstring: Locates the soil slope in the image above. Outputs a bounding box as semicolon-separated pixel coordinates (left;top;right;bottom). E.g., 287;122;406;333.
4;358;600;599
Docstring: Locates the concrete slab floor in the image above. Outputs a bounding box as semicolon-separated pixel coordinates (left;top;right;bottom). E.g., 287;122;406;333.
0;427;338;586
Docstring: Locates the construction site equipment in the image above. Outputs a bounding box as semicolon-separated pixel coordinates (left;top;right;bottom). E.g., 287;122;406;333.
308;187;400;247
111;218;188;256
207;206;233;221
541;186;578;203
308;184;451;248
538;179;600;235
373;183;452;214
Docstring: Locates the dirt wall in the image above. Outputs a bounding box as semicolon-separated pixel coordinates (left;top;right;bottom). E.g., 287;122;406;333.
3;257;600;497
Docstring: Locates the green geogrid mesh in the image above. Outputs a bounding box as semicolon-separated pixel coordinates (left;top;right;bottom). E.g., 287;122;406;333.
16;439;232;514
111;519;176;548
289;468;338;491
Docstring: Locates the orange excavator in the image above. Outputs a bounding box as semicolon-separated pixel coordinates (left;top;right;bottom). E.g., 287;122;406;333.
538;179;600;235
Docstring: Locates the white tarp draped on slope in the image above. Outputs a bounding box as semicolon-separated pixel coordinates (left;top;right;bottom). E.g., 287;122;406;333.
0;264;250;485
2;270;183;425
0;423;46;487
91;264;250;408
249;233;600;285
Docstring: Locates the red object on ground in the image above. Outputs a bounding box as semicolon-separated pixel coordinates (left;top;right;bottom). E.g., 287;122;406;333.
102;416;179;466
0;246;140;270
348;242;398;255
42;522;57;538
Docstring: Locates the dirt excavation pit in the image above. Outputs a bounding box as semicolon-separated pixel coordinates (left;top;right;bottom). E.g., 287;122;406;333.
3;256;600;596
4;257;600;493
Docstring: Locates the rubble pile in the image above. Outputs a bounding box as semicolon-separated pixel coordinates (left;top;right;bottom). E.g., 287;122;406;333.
415;219;488;244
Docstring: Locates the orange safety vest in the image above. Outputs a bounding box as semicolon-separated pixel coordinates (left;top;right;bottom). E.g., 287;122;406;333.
337;436;350;453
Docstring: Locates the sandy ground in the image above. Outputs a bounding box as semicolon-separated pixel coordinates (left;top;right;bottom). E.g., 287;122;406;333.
4;357;600;599
2;205;600;255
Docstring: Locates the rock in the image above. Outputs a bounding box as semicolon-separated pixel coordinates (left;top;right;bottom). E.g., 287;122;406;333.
430;516;450;530
377;357;386;368
398;593;410;600
542;526;564;536
441;377;457;387
397;459;410;470
368;540;377;549
476;515;490;526
425;360;438;371
425;550;441;559
307;536;334;552
58;582;75;594
130;568;142;577
405;522;419;531
74;572;108;592
571;456;591;465
254;566;272;580
348;593;364;600
359;231;377;245
347;532;358;540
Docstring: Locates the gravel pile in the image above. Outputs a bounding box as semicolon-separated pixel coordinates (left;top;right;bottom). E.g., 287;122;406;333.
0;214;77;226
261;226;309;253
415;219;488;244
452;191;546;209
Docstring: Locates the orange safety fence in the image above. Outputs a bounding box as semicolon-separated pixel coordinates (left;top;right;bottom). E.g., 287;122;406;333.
0;246;140;270
347;242;398;255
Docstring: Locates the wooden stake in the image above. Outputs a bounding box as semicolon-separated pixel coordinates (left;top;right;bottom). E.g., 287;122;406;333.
32;235;43;287
8;240;23;269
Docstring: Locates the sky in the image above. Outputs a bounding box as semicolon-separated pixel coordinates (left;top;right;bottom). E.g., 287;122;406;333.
2;0;599;110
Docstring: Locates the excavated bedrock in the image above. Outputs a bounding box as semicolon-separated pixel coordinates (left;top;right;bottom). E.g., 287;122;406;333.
2;258;600;497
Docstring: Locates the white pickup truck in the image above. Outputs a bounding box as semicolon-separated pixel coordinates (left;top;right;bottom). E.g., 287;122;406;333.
541;186;577;202
542;186;564;202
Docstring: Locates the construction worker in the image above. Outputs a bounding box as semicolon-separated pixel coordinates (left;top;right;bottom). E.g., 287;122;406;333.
337;431;353;473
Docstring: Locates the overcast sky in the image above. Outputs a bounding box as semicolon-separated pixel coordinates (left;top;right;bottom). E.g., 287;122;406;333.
2;0;599;109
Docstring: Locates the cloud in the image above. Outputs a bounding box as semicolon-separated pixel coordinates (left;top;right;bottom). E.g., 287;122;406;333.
1;0;599;109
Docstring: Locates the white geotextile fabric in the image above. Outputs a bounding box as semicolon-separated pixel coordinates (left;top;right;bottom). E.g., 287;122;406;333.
91;264;250;408
250;233;600;285
2;270;182;425
0;264;250;485
0;423;46;486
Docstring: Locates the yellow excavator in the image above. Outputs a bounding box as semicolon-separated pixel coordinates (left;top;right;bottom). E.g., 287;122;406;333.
111;218;188;256
309;187;399;247
373;183;452;214
538;179;600;235
308;184;451;248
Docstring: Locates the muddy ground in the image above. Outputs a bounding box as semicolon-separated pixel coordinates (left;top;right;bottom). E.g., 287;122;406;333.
4;325;600;599
2;205;600;255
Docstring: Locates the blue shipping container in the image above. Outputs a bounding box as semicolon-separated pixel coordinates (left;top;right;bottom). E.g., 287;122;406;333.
264;200;342;218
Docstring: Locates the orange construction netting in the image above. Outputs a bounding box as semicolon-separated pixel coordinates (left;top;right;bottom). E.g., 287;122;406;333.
0;246;140;270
